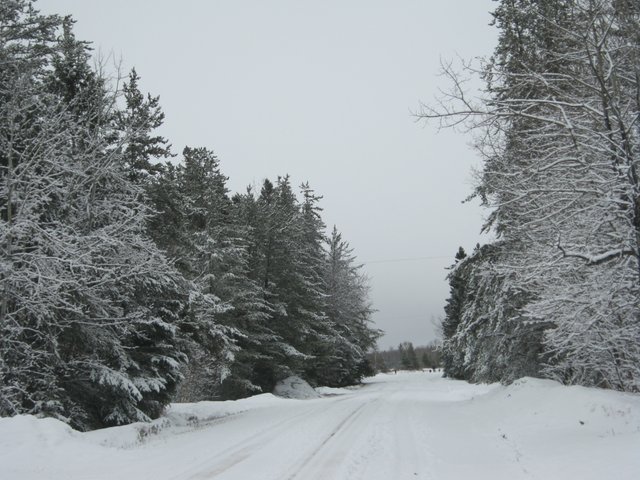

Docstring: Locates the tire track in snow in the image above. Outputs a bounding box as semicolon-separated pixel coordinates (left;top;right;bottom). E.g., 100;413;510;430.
283;397;381;480
180;396;355;480
179;405;323;479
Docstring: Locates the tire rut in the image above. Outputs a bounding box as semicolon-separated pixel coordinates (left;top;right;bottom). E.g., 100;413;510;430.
181;396;354;480
284;399;376;480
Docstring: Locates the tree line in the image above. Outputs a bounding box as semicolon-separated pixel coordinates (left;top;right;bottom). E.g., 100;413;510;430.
0;1;380;431
368;342;441;372
428;0;640;392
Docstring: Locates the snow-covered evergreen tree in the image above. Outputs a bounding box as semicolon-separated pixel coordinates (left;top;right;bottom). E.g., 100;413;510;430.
0;3;186;429
428;0;640;391
114;68;173;184
246;177;323;386
1;2;381;429
236;179;380;389
315;226;379;386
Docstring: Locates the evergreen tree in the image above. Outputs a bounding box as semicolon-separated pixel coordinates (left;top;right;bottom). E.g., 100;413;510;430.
441;247;468;377
1;1;382;428
1;5;186;429
425;0;640;391
114;68;173;184
253;177;327;384
399;342;419;370
1;0;67;421
47;16;108;133
227;187;288;395
146;148;235;400
316;226;379;386
442;247;467;340
237;179;380;389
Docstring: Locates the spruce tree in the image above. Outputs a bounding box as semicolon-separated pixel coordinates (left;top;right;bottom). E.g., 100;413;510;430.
426;0;640;391
115;68;173;184
317;226;379;386
1;6;186;429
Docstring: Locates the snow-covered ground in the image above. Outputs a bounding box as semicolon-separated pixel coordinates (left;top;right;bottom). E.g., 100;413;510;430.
1;372;639;479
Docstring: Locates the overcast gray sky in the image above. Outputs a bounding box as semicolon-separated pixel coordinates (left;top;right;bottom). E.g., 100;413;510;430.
37;0;497;349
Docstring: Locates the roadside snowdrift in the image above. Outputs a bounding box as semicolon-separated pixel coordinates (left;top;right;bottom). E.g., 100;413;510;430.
0;393;287;451
410;375;640;480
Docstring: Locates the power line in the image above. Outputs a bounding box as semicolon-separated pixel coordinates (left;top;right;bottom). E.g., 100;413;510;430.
362;255;452;265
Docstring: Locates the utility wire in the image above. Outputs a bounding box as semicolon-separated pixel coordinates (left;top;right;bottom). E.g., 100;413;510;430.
362;255;452;265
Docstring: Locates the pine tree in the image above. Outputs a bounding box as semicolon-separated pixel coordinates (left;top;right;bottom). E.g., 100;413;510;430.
442;247;467;340
47;16;108;133
227;186;288;395
1;6;186;429
147;148;281;400
1;1;67;420
425;0;640;391
146;148;235;401
114;68;173;184
236;179;380;389
441;247;468;377
399;342;419;370
1;1;382;427
253;177;323;384
317;226;379;386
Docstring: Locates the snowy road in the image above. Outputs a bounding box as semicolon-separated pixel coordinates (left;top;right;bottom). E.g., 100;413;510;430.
126;373;462;480
182;374;453;480
2;371;640;480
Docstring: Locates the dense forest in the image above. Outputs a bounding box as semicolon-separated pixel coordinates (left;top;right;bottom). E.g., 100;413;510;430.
431;0;640;393
0;1;380;431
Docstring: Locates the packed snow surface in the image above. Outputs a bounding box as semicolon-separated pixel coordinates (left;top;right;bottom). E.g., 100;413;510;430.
1;372;639;479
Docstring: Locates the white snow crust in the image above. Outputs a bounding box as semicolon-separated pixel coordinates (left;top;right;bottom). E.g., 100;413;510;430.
1;371;639;479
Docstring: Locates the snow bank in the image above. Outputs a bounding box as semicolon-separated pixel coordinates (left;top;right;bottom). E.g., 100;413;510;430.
90;393;291;448
0;415;80;450
273;375;321;399
418;376;640;480
0;393;296;480
0;393;287;454
478;376;640;437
